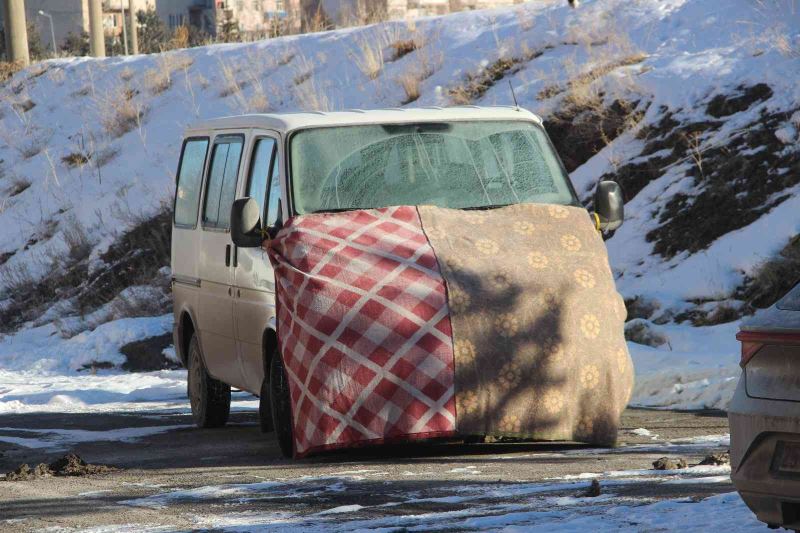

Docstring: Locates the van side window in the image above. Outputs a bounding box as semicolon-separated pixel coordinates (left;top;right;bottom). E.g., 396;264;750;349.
174;138;209;227
203;136;243;229
265;148;282;228
246;138;277;222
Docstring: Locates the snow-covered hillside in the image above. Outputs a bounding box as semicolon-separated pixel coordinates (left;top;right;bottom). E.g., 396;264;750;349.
0;0;798;413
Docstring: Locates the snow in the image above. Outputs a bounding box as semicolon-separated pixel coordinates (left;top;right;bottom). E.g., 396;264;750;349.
629;321;742;410
0;0;797;413
0;314;172;373
116;460;760;532
0;424;192;450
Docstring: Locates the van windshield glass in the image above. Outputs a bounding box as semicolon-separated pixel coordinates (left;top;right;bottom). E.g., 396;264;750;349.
290;121;576;214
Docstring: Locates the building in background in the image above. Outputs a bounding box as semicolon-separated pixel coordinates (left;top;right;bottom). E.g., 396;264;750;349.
0;0;525;54
309;0;526;26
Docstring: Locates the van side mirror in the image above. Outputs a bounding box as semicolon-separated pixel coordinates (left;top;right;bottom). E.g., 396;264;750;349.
231;197;263;248
594;181;624;233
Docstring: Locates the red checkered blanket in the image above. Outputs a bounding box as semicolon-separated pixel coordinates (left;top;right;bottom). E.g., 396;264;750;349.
268;204;632;457
267;206;457;457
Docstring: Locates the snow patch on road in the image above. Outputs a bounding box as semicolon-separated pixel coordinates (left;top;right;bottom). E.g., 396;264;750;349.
0;424;193;450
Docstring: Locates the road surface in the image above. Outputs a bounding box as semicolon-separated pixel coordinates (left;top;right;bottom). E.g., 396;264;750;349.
0;407;749;532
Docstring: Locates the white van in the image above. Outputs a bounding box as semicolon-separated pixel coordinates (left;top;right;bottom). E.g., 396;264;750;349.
171;107;625;458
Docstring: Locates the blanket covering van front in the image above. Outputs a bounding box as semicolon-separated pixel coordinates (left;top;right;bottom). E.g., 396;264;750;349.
267;204;633;457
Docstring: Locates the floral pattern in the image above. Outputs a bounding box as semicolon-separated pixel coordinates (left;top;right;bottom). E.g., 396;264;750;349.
489;269;512;291
548;205;569;219
454;339;476;367
458;390;480;415
574;268;596;289
616;347;629;374
580;364;600;390
542;390;564;415
543;337;565;362
561;234;582;252
449;285;471;313
499;414;522;433
495;313;520;337
418;203;632;447
476;239;500;256
498;361;523;389
580;314;601;339
513;220;536;235
527;251;549;269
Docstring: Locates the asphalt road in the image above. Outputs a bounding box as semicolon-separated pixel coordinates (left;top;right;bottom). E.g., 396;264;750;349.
0;407;734;532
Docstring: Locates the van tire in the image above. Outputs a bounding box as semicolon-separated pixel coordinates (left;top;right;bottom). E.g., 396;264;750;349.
259;371;274;433
270;352;294;458
187;334;231;428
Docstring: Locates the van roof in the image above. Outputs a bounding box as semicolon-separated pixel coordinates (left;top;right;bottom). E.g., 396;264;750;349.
185;106;543;135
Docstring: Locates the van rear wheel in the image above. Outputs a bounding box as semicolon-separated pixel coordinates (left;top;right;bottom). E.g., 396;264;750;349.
270;353;294;458
187;334;231;428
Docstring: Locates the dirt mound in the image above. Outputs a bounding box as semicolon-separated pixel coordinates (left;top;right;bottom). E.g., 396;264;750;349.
699;452;730;466
652;457;687;470
5;462;51;481
4;453;116;481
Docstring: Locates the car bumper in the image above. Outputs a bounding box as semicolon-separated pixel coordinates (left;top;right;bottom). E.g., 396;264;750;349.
729;377;800;527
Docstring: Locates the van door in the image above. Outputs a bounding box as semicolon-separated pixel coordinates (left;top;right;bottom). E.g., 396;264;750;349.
234;135;281;394
172;136;209;360
197;133;246;389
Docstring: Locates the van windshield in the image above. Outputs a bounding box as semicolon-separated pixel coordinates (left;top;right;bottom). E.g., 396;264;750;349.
290;120;577;214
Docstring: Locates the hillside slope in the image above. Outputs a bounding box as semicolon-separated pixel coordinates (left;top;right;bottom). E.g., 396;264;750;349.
0;0;798;412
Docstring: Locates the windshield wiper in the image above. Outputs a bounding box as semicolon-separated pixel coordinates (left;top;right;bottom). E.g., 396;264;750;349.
312;207;359;214
462;204;512;211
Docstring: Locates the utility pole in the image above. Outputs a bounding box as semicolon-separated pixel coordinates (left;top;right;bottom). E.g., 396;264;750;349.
120;1;128;55
129;0;138;54
87;0;105;57
3;0;31;65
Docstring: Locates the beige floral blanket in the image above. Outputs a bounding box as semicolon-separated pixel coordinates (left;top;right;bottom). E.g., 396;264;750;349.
419;203;633;445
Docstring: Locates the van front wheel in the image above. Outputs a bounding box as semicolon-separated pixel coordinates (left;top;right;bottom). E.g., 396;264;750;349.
187;334;231;428
270;353;294;458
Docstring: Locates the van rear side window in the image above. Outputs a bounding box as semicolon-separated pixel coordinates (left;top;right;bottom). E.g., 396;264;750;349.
174;138;209;228
203;136;244;230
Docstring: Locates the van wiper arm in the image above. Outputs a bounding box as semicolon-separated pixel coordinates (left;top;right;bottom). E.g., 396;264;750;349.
312;207;359;214
462;204;512;211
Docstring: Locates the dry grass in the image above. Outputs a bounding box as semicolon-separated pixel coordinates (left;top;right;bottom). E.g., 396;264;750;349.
0;61;24;84
537;53;647;103
8;177;31;197
742;0;800;57
739;234;800;311
219;61;244;97
449;56;524;105
145;53;194;96
62;217;92;263
390;39;418;60
352;33;389;80
119;68;135;82
95;85;147;138
62;151;91;168
294;75;333;112
218;52;272;114
397;68;424;104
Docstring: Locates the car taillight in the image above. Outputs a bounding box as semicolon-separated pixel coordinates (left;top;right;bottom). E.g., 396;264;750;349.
736;330;800;368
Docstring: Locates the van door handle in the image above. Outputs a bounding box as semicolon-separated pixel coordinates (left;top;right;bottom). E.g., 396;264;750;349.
225;244;231;267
